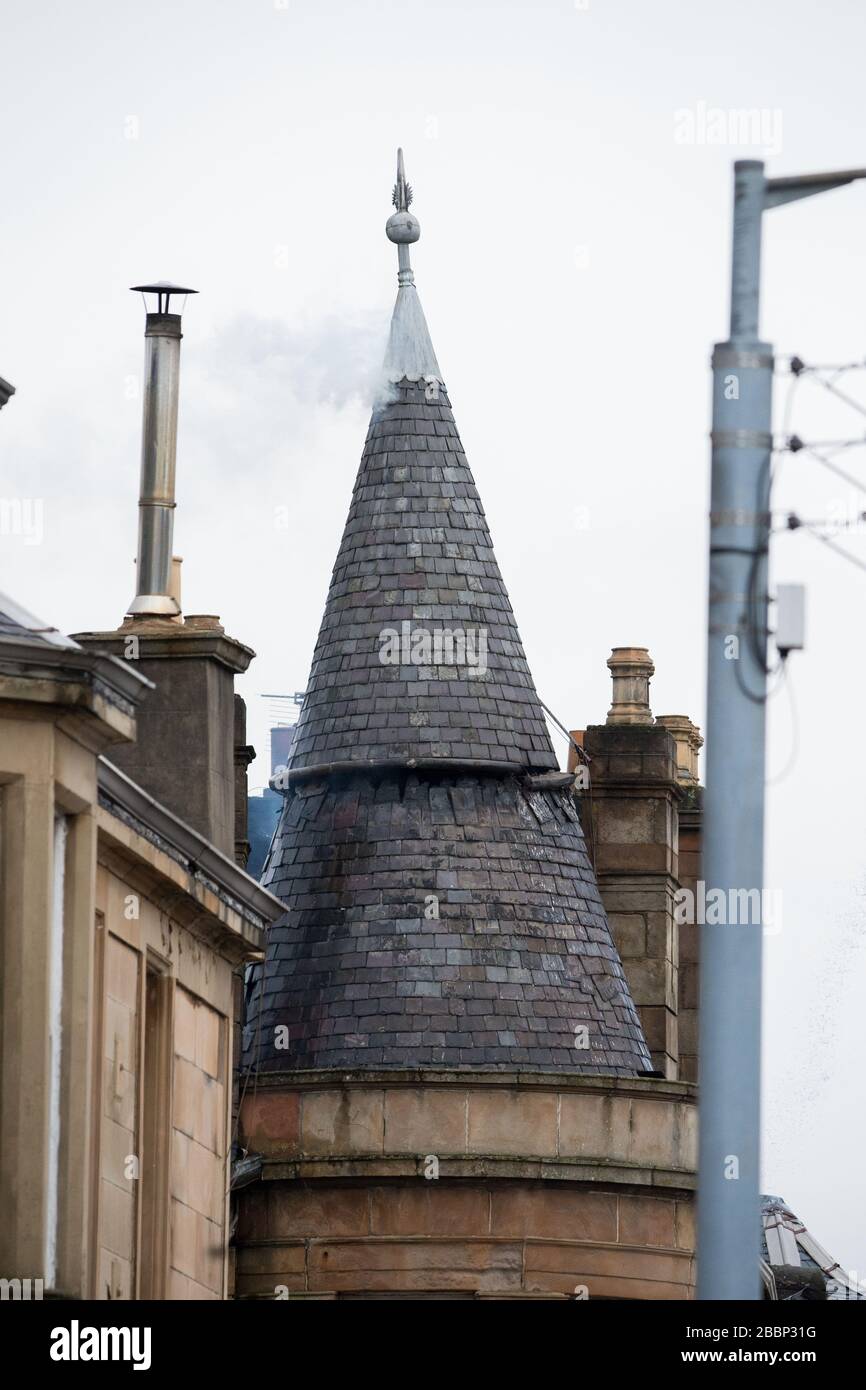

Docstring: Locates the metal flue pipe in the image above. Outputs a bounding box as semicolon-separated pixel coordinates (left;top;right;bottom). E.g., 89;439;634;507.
126;281;196;618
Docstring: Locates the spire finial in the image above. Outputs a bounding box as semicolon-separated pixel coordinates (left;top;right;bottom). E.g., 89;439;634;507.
392;147;413;212
386;147;421;286
381;147;442;383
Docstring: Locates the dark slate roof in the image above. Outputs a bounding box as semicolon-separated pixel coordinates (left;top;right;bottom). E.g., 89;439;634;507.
245;770;652;1074
0;595;79;648
288;380;557;774
245;178;651;1077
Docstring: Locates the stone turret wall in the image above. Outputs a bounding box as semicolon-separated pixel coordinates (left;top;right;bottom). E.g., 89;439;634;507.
237;1070;696;1300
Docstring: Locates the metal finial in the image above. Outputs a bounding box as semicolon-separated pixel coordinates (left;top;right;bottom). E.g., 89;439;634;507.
381;148;442;383
392;147;413;211
386;148;421;283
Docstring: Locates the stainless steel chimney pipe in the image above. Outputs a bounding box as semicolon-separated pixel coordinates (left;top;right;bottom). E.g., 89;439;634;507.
126;282;197;618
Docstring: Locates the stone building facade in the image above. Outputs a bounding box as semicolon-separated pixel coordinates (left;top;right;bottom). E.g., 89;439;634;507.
0;269;286;1301
0;596;282;1298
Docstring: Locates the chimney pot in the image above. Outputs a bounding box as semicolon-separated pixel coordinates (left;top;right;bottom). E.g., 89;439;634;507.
655;714;703;784
606;647;655;725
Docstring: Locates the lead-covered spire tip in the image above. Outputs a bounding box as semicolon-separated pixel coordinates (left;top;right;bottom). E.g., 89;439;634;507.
386;147;421;250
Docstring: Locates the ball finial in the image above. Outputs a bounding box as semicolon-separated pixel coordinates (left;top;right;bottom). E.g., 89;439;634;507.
386;147;421;244
386;209;421;244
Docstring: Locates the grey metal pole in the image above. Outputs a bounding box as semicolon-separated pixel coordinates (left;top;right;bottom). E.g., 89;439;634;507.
697;159;866;1299
699;160;772;1300
127;311;183;617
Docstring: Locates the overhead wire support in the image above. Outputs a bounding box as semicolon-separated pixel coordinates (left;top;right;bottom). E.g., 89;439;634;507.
784;436;866;497
779;352;866;418
783;512;866;576
780;354;866;376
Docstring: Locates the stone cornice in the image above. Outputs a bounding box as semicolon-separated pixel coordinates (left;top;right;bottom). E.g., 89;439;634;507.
259;1154;697;1191
245;1066;696;1102
72;621;255;675
0;638;152;752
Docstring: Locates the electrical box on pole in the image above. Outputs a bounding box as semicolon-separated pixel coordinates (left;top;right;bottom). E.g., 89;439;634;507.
775;584;806;655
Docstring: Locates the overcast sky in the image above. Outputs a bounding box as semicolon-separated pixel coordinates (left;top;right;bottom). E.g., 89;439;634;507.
2;0;865;1275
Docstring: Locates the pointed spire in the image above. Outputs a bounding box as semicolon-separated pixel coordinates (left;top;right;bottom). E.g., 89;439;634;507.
383;147;442;383
285;148;556;777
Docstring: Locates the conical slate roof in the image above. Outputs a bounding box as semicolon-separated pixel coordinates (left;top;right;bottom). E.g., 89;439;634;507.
288;377;557;774
249;766;651;1072
244;152;652;1077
